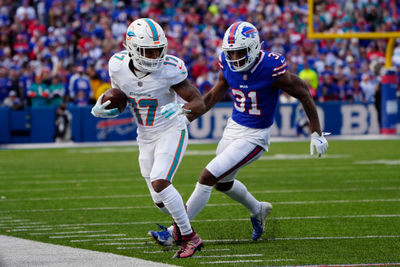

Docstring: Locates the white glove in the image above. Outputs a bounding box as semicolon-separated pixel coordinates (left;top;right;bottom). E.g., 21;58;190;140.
310;131;330;157
160;102;191;120
91;94;120;118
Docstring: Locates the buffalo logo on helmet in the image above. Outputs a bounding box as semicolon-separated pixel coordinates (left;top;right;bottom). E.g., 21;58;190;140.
242;26;257;38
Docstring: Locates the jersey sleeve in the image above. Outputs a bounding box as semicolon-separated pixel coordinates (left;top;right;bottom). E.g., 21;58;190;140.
163;55;188;86
268;52;288;80
108;51;127;90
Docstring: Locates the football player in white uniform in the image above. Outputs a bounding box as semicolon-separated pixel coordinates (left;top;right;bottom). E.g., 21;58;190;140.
91;18;205;258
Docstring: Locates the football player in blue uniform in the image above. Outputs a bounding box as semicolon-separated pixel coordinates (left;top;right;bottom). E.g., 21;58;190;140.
152;21;328;245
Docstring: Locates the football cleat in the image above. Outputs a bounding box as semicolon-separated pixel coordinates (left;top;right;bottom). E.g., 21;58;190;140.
250;201;273;241
148;224;175;247
173;233;203;258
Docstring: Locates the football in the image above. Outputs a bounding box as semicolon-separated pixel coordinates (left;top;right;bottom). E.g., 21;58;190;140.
102;88;128;113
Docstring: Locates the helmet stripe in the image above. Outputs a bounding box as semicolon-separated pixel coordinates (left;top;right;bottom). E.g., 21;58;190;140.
228;22;241;44
143;18;159;42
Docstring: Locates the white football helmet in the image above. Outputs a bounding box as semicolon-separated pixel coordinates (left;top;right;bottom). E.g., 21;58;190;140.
124;18;167;72
222;22;261;72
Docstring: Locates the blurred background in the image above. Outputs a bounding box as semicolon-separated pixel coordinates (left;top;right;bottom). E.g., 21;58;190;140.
0;0;399;144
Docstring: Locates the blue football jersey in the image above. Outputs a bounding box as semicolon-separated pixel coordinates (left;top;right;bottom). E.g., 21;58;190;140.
219;50;288;128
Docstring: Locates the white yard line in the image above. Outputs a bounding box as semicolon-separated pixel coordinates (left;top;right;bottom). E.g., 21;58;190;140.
3;214;400;232
0;222;43;226
205;235;400;242
49;234;126;239
96;242;148;245
70;237;148;243
2;178;133;185
11;227;83;232
193;254;263;258
2;194;148;201
273;199;400;204
142;248;231;254
3;199;400;214
200;260;263;264
251;187;400;194
65;235;400;246
0;185;139;193
345;179;400;184
355;159;400;165
116;246;150;250
30;230;107;236
200;259;295;264
259;154;349;160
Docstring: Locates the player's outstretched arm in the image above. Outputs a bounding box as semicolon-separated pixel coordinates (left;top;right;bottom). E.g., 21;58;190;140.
186;71;230;122
171;78;206;118
273;71;321;135
273;71;328;156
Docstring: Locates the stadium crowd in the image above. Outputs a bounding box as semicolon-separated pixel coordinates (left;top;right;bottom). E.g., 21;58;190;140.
0;0;399;109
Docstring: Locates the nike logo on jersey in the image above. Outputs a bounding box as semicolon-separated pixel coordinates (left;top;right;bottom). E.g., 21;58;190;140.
281;59;285;63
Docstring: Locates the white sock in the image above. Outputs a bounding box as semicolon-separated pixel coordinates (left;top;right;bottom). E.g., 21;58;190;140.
157;185;192;235
157;206;171;216
223;180;261;215
186;182;213;221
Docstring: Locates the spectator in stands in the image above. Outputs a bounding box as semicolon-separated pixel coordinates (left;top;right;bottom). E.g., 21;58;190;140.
350;79;365;103
360;73;377;102
27;74;49;107
191;55;209;81
68;65;92;106
1;90;23;110
15;0;36;21
48;75;65;107
319;73;339;102
86;65;102;102
299;60;319;100
0;66;11;105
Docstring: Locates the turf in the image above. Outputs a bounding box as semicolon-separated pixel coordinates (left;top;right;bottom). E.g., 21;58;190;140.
0;140;400;266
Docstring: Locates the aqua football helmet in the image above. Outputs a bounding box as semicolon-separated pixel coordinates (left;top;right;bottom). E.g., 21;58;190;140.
222;22;261;72
124;18;167;72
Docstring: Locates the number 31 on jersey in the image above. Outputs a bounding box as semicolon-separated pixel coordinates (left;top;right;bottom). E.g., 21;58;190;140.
231;89;261;115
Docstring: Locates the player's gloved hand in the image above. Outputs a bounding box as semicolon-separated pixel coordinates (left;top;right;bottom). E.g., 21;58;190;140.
161;102;191;120
310;131;330;157
91;94;120;118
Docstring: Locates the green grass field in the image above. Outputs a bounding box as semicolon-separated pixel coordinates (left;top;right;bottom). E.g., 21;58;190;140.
1;139;400;266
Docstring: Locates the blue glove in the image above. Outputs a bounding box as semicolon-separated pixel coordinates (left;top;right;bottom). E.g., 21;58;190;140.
161;103;191;120
91;94;120;118
310;132;330;157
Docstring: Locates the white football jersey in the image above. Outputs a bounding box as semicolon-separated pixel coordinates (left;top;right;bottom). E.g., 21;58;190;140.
108;51;188;137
